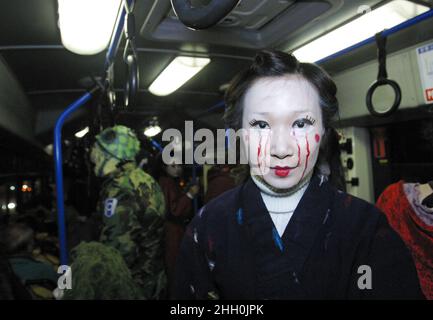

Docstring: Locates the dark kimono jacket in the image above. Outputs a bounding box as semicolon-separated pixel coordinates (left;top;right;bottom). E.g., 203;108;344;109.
174;175;424;300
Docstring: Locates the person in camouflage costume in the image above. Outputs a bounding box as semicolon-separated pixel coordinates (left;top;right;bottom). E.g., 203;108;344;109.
90;125;167;299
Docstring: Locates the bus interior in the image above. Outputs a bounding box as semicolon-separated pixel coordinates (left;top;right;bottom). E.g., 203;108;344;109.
1;0;433;300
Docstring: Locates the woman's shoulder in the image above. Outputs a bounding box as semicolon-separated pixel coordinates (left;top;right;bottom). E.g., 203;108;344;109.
332;188;377;210
329;186;385;233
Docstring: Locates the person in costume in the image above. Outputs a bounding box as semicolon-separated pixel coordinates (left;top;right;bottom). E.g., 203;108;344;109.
91;125;166;299
174;50;424;300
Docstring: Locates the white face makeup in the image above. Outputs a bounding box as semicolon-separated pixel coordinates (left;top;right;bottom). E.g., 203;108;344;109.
241;75;324;190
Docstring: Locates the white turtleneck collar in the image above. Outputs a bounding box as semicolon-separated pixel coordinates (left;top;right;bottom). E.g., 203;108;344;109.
251;174;311;237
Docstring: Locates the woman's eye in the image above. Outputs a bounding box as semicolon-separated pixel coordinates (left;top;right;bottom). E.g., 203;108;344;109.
258;122;268;129
250;120;269;129
293;118;314;129
294;120;306;128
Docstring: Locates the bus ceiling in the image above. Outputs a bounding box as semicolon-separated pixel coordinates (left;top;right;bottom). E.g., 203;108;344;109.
0;0;433;145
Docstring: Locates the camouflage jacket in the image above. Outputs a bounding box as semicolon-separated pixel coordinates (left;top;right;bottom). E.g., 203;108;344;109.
97;162;166;299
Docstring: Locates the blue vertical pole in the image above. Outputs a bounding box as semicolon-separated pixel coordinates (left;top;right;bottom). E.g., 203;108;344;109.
54;91;95;266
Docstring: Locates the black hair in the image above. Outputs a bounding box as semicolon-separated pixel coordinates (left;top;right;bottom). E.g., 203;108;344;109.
224;50;342;187
224;50;338;130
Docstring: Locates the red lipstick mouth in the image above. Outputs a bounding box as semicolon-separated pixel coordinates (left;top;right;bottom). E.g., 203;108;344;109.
272;166;292;177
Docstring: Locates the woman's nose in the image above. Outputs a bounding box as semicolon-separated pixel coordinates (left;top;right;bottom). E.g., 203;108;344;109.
270;128;296;159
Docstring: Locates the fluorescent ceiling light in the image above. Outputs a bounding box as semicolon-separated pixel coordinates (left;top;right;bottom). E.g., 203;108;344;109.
75;127;89;138
144;126;162;137
58;0;121;55
293;0;429;63
149;56;211;96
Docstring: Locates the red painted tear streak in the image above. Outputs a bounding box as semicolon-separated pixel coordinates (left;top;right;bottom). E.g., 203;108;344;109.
301;135;311;180
295;135;301;167
315;134;320;143
262;134;266;173
257;135;263;171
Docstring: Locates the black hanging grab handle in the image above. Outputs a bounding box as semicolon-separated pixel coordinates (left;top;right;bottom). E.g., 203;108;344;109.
171;0;240;30
123;0;139;108
366;32;401;117
124;53;138;108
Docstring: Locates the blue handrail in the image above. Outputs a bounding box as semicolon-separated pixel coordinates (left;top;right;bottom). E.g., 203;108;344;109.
317;9;433;64
105;0;131;70
54;92;94;265
150;138;163;152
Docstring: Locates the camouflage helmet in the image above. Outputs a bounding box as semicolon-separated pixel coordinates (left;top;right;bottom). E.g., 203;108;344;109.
95;125;140;161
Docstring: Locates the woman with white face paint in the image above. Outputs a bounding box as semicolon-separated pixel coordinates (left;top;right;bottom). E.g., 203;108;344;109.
174;50;424;300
